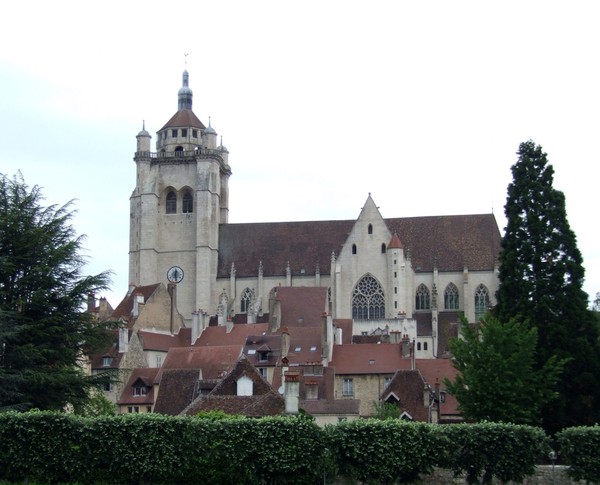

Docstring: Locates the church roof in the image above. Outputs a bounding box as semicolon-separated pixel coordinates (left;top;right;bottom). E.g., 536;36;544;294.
159;109;206;131
218;213;501;278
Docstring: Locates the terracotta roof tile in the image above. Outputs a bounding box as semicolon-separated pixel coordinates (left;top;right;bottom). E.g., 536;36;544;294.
272;287;329;327
110;284;161;324
161;345;242;378
159;109;205;131
330;343;411;374
117;368;160;406
194;323;268;347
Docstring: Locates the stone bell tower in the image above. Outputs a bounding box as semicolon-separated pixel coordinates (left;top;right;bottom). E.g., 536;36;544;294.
129;70;231;322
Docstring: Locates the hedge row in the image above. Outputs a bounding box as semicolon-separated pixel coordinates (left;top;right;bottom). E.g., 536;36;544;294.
0;411;594;485
557;425;600;484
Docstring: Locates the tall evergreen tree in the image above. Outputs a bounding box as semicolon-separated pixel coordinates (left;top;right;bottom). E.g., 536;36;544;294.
495;140;600;433
0;172;112;411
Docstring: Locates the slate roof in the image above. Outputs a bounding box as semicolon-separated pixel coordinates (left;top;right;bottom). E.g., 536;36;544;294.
218;214;501;278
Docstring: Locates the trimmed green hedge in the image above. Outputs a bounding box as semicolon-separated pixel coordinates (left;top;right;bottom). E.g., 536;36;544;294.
0;411;573;485
437;422;550;484
557;425;600;483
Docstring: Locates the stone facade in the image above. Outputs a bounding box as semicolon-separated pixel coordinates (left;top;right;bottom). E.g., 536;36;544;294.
128;70;502;347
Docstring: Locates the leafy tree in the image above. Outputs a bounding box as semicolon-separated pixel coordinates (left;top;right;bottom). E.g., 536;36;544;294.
372;401;401;420
494;140;600;432
445;315;563;425
0;172;112;411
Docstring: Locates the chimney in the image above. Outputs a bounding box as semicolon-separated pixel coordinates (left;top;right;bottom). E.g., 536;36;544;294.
118;327;129;353
284;370;300;415
281;327;290;360
132;293;144;317
401;334;411;358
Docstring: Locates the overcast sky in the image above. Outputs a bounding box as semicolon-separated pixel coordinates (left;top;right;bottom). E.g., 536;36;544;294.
1;1;598;308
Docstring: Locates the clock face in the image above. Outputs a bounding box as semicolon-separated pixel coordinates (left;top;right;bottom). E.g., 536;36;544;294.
167;266;184;283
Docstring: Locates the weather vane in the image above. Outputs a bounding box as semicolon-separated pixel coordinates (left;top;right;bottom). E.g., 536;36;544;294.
184;52;189;69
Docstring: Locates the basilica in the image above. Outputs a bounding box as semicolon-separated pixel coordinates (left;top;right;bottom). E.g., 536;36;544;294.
91;70;503;420
129;70;501;351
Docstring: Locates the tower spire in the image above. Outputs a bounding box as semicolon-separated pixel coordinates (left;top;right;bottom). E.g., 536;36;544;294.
178;69;193;111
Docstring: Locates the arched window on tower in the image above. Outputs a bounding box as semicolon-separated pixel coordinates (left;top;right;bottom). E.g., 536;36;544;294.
240;287;255;313
444;283;459;310
368;224;373;235
352;244;357;255
474;284;490;321
175;146;184;153
381;243;387;254
415;284;430;310
352;274;385;320
166;191;177;214
182;191;193;213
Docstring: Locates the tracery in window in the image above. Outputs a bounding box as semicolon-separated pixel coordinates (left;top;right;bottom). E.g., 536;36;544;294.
182;191;193;213
444;283;459;310
352;274;385;320
474;284;490;321
166;191;176;214
415;284;430;310
240;287;256;313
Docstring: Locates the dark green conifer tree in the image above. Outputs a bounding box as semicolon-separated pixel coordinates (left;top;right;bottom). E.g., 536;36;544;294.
0;172;112;411
495;141;600;433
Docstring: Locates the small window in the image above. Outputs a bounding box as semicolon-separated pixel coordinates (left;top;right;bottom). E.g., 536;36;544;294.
352;244;357;254
259;351;269;362
103;382;112;392
155;355;162;368
423;342;428;351
417;342;422;351
368;224;373;235
182;191;193;213
172;129;178;137
166;191;176;214
384;376;392;389
128;406;140;413
102;356;112;367
175;145;184;153
343;378;354;396
133;386;147;396
258;368;268;379
381;243;386;254
192;129;198;138
181;129;188;137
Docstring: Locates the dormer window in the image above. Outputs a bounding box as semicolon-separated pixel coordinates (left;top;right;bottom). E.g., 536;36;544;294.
133;386;147;396
258;351;269;362
102;356;112;367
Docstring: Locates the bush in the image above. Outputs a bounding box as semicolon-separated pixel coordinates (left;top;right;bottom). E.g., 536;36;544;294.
557;425;600;483
326;419;444;484
438;422;550;484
